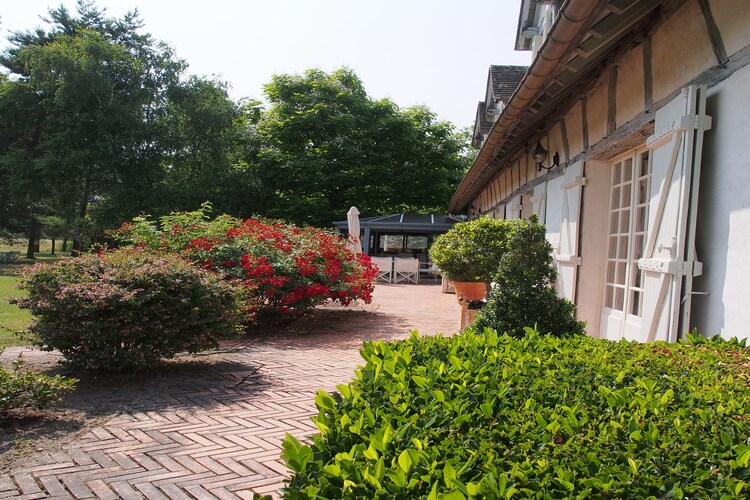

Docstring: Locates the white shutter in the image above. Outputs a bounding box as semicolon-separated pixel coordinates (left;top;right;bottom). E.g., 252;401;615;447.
545;176;564;257
638;85;710;342
506;194;522;219
555;161;585;302
529;182;547;224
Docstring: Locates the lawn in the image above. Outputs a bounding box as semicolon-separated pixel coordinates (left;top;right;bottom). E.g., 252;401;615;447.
0;240;67;349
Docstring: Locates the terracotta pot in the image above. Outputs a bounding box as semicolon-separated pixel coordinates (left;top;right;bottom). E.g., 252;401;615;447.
452;281;487;304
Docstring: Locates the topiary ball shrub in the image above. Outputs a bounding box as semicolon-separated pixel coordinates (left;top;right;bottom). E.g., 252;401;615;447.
474;215;585;337
13;248;241;371
282;330;750;499
429;217;510;283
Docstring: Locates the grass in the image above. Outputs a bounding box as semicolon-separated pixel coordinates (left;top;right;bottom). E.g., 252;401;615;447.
0;239;68;349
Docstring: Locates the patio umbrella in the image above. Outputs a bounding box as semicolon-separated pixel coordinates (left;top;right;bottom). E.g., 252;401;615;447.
347;206;363;253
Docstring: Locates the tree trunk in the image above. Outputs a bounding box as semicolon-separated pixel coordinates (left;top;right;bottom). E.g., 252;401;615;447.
71;175;91;257
51;237;56;255
26;218;39;260
62;238;68;252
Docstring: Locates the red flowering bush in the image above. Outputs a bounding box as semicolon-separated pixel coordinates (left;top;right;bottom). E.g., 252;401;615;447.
115;205;377;324
13;248;241;371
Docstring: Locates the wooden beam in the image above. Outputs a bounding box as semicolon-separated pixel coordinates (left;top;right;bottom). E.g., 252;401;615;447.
698;0;729;66
607;65;618;135
581;95;590;150
643;35;653;109
560;116;571;164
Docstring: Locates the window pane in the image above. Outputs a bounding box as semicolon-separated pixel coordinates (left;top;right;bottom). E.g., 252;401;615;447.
620;209;631;233
638;180;649;204
613;162;622;183
630;290;642;316
623;158;633;181
615;287;625;310
634;235;644;259
640;152;650;176
605;286;613;308
607;261;615;283
406;236;428;251
618;236;629;260
622;183;632;206
636;207;647;232
608;237;618;259
616;262;626;286
611;186;621;210
610;212;619;234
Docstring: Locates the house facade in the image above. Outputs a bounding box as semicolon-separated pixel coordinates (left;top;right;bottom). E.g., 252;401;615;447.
451;0;750;342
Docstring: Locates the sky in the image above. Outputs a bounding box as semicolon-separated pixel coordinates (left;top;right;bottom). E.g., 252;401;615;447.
0;0;531;129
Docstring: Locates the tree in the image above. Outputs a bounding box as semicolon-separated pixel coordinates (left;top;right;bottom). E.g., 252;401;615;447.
0;1;184;255
255;68;468;226
153;79;268;220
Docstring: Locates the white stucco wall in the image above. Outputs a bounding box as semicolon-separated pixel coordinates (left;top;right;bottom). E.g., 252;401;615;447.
691;63;750;340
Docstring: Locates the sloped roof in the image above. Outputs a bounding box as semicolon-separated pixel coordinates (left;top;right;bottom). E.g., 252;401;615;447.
476;102;493;135
451;0;663;213
489;65;529;102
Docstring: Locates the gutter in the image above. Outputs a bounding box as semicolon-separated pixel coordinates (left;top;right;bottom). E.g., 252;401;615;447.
450;0;605;213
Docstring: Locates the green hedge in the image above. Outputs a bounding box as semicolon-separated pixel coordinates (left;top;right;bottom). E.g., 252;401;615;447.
282;329;750;498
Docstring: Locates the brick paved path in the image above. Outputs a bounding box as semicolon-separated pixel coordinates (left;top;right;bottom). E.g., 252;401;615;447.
0;284;460;499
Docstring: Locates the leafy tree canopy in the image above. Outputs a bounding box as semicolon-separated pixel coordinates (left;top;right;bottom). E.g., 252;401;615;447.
256;67;470;227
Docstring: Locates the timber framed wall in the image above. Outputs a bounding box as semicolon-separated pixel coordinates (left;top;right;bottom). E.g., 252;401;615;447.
467;0;750;339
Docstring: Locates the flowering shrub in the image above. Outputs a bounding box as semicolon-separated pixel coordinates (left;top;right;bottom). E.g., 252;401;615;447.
13;249;241;371
115;206;377;323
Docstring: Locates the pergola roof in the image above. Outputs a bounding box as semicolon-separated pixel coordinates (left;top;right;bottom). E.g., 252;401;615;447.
333;214;466;232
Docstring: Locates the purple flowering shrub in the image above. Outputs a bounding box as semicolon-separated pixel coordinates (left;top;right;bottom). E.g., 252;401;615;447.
13;248;241;371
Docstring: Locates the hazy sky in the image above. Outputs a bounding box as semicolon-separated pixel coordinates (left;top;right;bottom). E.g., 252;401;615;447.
1;0;531;129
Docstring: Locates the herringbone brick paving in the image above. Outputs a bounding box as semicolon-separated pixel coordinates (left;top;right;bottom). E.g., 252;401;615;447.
0;283;459;499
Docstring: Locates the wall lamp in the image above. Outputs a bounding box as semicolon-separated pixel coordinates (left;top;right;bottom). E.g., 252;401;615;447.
533;140;559;171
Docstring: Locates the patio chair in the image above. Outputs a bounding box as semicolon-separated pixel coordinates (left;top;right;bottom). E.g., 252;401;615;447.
420;261;442;284
370;256;394;283
394;257;419;284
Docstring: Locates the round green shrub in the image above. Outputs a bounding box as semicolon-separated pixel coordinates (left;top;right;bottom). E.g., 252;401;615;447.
475;215;586;337
14;248;241;371
429;217;509;282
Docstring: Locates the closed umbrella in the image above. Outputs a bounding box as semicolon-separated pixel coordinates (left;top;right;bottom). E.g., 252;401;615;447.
347;206;362;254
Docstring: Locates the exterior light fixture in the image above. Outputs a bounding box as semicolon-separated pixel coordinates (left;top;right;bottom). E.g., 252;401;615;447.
533;140;560;171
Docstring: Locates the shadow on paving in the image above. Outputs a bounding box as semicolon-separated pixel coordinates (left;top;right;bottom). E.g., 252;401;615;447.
0;304;412;472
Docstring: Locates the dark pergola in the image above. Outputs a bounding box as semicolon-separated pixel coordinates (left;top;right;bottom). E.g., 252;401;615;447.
333;213;466;257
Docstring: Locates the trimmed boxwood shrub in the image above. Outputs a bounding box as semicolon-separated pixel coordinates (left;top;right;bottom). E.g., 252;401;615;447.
429;217;510;283
282;329;750;498
475;215;585;338
13;248;241;371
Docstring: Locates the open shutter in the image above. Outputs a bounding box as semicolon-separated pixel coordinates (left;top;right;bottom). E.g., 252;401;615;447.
529;182;547;224
506;194;522;219
638;85;710;342
555;161;586;302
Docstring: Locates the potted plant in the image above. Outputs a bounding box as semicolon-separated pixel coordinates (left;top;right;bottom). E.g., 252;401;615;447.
429;217;509;302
